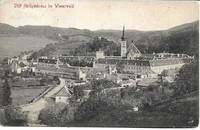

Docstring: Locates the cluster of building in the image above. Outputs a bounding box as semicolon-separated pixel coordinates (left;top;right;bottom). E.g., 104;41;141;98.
94;26;193;79
6;26;195;106
8;51;34;74
8;26;194;86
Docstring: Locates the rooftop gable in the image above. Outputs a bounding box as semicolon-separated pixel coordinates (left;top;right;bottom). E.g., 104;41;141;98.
55;86;71;97
127;42;141;55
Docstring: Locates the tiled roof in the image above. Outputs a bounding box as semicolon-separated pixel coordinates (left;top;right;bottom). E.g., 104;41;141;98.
97;57;192;67
38;58;57;64
54;87;71;97
59;56;95;61
36;66;78;75
149;58;192;66
132;69;156;75
97;58;150;66
127;43;141;54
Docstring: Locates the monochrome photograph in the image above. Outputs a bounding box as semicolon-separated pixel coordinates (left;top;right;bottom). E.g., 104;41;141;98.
0;0;199;127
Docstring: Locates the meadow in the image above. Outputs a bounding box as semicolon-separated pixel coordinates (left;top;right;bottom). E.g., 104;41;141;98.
11;86;49;106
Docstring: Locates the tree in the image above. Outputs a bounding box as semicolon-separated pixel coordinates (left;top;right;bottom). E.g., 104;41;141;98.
0;70;12;106
174;61;198;95
74;99;115;121
1;57;8;65
53;76;60;84
116;61;125;73
39;103;66;126
72;37;120;56
3;106;27;126
90;79;120;92
161;69;168;77
1;79;11;106
73;86;84;100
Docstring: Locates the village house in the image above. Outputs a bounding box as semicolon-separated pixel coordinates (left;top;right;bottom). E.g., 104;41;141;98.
53;86;72;104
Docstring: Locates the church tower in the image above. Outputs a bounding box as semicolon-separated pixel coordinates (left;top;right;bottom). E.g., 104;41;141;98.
120;26;127;58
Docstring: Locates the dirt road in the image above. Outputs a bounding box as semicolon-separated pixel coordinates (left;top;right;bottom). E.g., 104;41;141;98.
19;78;66;123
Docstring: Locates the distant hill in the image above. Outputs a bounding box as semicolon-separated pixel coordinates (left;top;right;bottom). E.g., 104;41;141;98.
94;21;199;57
0;23;19;34
0;21;198;60
0;23;95;60
0;35;55;60
0;23;95;40
17;25;94;41
70;21;198;57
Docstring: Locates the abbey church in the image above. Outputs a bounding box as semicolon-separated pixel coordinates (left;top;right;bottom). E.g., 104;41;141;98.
120;26;141;59
94;26;193;78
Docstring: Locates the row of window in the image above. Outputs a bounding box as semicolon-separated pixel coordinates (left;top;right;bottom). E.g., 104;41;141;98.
150;60;184;66
124;66;150;70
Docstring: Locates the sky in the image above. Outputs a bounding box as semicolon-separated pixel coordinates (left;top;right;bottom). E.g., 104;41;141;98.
0;0;199;30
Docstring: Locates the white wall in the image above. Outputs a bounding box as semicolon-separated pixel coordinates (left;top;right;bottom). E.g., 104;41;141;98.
151;63;184;74
120;40;127;57
55;96;69;104
96;51;105;59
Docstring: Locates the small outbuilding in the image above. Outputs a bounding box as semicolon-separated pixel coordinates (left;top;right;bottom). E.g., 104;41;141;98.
54;86;72;104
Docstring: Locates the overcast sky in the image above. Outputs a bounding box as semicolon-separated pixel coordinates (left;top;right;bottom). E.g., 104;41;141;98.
0;0;199;30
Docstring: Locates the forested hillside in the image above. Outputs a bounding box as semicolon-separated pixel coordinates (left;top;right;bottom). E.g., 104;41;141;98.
0;21;198;59
95;21;199;57
32;21;199;58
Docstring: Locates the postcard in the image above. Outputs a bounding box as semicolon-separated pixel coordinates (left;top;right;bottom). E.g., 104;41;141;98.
0;0;199;127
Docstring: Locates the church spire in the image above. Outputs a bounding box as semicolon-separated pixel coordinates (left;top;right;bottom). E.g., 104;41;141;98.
120;25;127;58
121;26;125;41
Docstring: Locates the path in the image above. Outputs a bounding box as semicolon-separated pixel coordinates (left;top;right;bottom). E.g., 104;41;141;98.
19;78;66;123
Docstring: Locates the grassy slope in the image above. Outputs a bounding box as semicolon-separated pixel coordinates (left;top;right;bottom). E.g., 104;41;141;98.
68;91;198;128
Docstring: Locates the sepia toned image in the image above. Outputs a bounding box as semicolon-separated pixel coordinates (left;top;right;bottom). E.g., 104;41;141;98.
0;0;199;127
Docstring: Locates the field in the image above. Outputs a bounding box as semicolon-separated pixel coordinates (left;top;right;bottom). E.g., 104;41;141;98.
11;86;49;106
0;35;55;60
